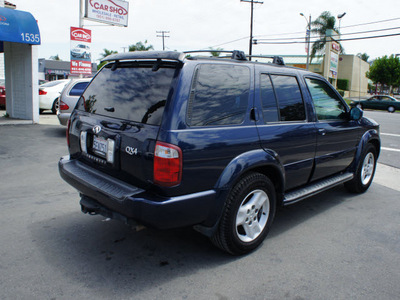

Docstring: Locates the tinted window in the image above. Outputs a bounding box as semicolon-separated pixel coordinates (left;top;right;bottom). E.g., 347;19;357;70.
69;82;89;96
187;64;250;126
77;62;177;125
270;75;305;121
305;78;346;120
260;74;279;122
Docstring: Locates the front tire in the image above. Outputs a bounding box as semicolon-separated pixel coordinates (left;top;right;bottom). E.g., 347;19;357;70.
211;172;276;255
345;144;377;193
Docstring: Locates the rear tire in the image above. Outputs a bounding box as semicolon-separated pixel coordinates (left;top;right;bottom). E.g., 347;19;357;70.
211;172;276;255
388;106;395;113
345;144;377;193
51;98;59;114
356;103;363;110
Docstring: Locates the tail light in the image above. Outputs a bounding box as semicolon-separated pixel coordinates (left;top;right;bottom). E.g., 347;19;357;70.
59;100;69;111
154;141;182;187
66;119;71;147
39;89;47;95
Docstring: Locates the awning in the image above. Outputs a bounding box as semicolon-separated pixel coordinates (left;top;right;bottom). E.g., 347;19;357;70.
0;7;40;45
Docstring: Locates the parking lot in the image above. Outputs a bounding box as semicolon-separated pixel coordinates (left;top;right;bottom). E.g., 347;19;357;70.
0;111;399;299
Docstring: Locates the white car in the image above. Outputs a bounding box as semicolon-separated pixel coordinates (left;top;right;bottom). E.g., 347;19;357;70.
57;78;91;125
71;44;91;59
39;79;70;114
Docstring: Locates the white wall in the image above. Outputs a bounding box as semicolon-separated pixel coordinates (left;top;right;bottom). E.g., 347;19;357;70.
4;42;39;123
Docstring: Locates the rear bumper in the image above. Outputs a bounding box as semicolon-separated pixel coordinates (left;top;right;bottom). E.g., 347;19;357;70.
57;112;70;126
58;156;216;229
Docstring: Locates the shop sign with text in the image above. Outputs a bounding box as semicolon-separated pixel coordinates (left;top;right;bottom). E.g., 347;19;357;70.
70;27;92;75
85;0;129;27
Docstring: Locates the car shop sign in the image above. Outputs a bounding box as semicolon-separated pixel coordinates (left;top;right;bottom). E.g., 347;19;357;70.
85;0;129;27
70;27;92;75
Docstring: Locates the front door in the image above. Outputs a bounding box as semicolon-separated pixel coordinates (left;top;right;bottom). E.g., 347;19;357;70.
305;77;362;181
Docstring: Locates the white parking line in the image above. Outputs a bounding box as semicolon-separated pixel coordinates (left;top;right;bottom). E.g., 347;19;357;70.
381;133;400;138
381;147;400;153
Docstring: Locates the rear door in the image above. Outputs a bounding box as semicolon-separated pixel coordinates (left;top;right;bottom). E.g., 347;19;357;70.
72;60;180;187
304;76;362;181
254;68;316;190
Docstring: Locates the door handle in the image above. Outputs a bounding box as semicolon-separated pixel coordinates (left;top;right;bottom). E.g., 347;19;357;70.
318;129;326;136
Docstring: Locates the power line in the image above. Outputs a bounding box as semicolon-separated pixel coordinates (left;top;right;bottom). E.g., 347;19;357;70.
254;32;400;45
207;17;400;49
256;26;400;41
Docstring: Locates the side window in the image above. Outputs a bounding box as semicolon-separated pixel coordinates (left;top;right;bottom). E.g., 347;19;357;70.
270;75;306;121
305;78;346;120
69;82;89;96
260;74;279;122
187;64;250;126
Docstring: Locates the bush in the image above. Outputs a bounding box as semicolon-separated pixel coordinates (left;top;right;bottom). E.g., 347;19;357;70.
337;79;349;91
338;90;345;97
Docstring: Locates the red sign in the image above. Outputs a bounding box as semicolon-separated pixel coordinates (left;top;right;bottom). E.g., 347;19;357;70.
70;27;92;75
332;42;340;52
70;27;92;43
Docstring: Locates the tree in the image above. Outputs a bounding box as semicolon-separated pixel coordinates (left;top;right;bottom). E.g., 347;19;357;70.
366;55;400;94
49;54;61;60
128;40;154;52
100;48;118;59
209;47;223;57
357;53;370;63
310;11;342;62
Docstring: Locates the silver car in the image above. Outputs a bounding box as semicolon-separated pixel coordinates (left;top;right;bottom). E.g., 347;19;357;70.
57;78;91;126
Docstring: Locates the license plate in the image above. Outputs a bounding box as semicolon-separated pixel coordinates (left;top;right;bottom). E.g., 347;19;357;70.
92;135;107;157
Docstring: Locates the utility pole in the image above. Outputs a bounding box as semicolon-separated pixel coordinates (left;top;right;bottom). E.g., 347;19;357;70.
156;31;170;51
241;0;263;60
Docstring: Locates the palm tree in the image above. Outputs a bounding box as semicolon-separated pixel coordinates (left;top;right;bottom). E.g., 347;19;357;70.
128;40;154;52
310;11;342;62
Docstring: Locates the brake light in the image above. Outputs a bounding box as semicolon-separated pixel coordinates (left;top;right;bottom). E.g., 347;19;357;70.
59;100;69;111
66;119;71;147
39;89;47;95
154;141;182;187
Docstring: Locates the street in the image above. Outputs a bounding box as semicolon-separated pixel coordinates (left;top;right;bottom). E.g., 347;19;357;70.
0;111;399;299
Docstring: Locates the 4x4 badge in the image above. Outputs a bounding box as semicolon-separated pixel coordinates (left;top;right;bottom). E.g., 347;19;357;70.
92;125;102;134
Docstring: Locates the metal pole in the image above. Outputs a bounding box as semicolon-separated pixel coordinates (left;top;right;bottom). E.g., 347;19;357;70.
79;0;84;28
306;15;311;70
241;0;263;60
249;0;254;59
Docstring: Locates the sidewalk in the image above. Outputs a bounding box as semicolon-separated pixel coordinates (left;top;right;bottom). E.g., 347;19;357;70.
0;110;60;126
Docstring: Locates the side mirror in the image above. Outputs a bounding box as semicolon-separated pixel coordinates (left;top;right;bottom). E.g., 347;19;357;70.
349;107;363;120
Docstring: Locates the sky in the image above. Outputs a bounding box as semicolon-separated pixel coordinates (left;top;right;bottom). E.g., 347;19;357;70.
9;0;400;63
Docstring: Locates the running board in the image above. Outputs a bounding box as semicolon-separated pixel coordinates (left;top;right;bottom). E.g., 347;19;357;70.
283;172;354;205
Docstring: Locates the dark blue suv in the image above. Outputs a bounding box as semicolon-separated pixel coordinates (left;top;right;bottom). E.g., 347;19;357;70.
59;51;380;255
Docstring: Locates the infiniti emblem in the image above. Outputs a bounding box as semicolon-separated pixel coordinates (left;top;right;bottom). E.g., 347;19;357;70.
92;125;102;134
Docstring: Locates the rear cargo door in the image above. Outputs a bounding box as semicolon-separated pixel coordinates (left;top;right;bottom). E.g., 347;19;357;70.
73;60;180;187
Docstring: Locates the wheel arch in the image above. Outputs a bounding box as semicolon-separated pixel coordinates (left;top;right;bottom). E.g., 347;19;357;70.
349;129;380;173
195;149;285;237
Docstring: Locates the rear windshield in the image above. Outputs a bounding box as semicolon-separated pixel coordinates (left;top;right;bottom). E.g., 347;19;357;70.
76;61;178;125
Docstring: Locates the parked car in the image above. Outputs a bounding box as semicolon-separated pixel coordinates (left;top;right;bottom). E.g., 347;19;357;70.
39;79;70;114
59;51;380;255
0;79;5;109
71;44;91;59
57;78;91;126
350;95;400;113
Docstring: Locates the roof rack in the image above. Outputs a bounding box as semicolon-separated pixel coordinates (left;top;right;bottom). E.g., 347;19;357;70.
101;51;186;63
247;55;285;65
184;50;248;61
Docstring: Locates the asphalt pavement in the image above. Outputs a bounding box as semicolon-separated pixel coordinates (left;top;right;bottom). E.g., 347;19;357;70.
0;112;399;300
